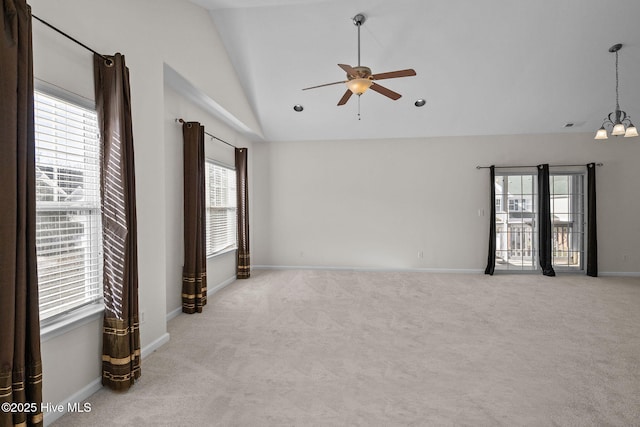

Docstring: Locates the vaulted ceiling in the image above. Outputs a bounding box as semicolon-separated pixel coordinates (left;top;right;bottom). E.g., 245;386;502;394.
190;0;640;142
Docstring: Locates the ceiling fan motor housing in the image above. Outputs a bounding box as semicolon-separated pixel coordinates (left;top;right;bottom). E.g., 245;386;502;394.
348;66;372;80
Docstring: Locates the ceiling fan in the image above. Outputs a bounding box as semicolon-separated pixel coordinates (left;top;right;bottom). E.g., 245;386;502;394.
302;13;416;106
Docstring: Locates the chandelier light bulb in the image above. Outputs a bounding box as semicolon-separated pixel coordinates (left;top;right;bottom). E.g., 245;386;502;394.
624;124;638;138
611;123;626;136
594;127;608;140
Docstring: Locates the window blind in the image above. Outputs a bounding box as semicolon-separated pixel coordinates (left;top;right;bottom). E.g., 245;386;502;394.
205;162;237;255
34;91;102;321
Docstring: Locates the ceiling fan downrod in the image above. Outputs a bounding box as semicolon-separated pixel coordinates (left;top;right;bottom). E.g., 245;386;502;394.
353;14;365;67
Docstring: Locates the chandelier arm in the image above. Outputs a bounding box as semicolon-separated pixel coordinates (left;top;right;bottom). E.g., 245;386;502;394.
619;110;628;123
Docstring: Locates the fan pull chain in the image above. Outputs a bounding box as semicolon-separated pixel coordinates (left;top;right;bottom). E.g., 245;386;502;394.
358;94;361;120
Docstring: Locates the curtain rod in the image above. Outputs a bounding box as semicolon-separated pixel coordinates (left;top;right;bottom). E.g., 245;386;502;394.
476;163;603;169
175;119;236;149
32;15;113;65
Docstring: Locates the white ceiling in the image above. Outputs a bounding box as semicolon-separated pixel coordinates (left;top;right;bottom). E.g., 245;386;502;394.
190;0;640;142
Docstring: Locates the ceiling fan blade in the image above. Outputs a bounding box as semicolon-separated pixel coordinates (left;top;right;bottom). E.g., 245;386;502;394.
370;83;402;100
302;80;347;91
371;69;416;80
337;90;353;106
338;63;357;77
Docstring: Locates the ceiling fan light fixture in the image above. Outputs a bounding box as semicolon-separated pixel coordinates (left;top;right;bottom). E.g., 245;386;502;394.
346;78;373;95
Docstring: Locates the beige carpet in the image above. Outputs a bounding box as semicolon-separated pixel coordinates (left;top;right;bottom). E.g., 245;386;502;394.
52;270;640;426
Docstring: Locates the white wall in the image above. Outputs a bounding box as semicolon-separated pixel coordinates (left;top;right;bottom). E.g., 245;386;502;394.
252;133;640;274
29;0;261;418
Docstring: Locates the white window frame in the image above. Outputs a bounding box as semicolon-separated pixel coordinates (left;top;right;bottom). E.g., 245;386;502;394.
205;160;237;257
34;81;104;334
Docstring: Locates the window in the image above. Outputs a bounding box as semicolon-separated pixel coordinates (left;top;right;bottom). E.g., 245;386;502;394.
34;90;102;321
507;198;529;212
205;161;237;256
494;172;586;273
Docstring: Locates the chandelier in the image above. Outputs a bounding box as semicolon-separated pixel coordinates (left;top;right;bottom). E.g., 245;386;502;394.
594;44;638;139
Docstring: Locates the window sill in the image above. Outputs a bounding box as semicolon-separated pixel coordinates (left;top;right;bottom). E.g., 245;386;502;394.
207;247;237;260
40;303;104;343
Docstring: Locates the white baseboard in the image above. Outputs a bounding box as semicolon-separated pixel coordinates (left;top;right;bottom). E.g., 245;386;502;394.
600;271;640;277
141;332;171;359
166;306;183;322
43;377;102;426
166;275;237;322
208;274;238;294
252;265;484;274
253;265;640;277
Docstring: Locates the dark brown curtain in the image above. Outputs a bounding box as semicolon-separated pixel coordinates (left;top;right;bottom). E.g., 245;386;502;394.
0;1;43;425
182;122;207;313
586;163;598;277
94;53;141;391
484;165;496;275
537;164;556;277
235;148;250;279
